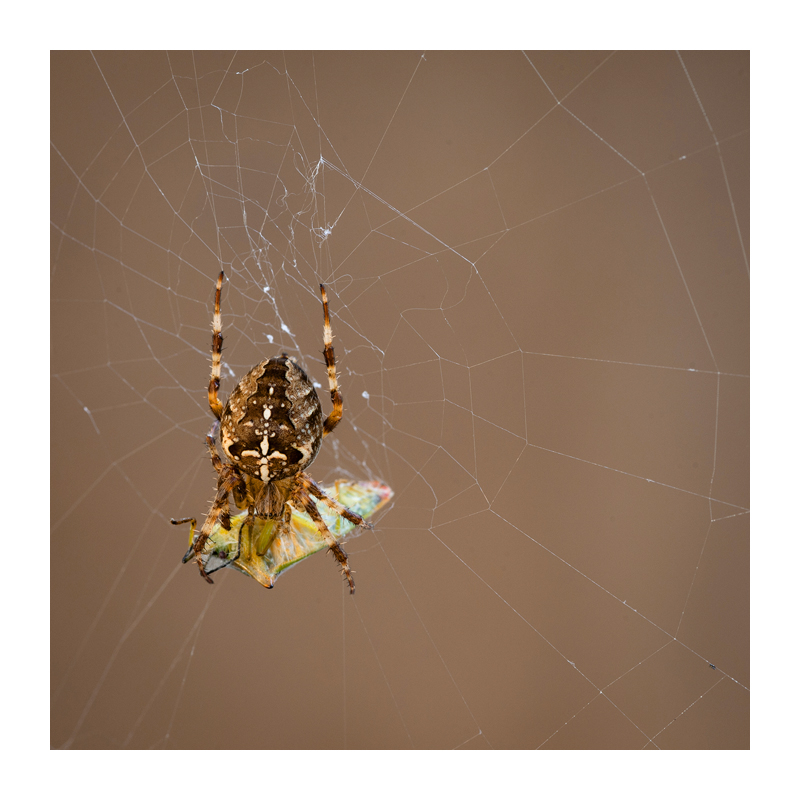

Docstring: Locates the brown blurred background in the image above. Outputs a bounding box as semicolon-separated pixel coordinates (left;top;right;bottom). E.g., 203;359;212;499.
51;51;749;749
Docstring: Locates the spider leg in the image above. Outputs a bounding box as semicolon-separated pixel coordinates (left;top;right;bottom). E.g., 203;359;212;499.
319;284;343;437
208;271;225;420
206;420;224;474
182;465;244;583
298;473;371;530
295;488;355;594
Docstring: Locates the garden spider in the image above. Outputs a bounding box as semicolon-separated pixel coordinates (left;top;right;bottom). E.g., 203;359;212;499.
171;271;367;593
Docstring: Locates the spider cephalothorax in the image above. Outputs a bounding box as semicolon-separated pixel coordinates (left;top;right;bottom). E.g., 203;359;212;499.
172;272;366;593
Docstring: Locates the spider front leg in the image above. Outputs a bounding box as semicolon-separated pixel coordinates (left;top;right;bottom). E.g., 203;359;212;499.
208;271;225;420
319;284;343;438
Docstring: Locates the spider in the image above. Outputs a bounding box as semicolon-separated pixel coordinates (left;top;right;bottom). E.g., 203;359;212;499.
171;271;367;593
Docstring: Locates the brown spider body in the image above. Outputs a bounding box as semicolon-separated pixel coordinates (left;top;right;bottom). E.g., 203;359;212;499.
220;356;323;484
172;272;366;593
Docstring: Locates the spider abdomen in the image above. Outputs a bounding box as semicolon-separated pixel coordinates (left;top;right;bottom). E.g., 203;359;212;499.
219;355;324;483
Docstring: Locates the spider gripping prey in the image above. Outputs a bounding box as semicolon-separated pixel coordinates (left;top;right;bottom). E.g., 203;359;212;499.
172;271;372;593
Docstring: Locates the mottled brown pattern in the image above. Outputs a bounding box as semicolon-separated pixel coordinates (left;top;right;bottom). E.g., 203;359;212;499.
219;356;323;483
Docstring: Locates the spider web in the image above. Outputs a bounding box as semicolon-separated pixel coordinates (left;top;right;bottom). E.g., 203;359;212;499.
51;50;749;752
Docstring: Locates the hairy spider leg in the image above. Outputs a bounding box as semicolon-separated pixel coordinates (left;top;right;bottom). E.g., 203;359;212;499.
299;474;371;530
320;284;343;437
176;429;245;583
294;486;355;594
208;270;225;420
